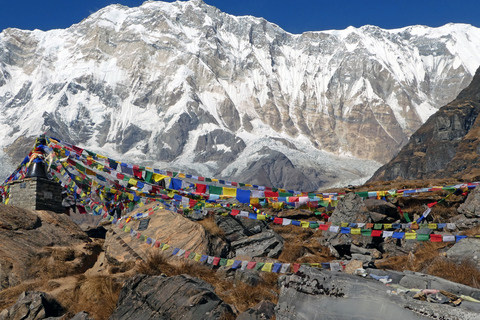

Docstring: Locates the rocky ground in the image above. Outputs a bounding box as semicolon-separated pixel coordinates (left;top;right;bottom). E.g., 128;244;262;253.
1;179;480;320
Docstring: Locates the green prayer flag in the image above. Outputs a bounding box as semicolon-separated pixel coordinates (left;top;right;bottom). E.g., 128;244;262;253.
209;186;223;195
417;233;430;241
361;229;372;237
255;262;265;271
145;171;153;183
374;224;383;230
279;192;293;197
219;258;228;266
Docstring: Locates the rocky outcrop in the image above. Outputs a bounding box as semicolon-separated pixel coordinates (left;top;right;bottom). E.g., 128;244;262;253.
458;186;480;218
236;300;276;320
446;238;480;267
275;266;480;320
104;204;229;264
0;204;94;290
370;66;480;182
214;215;284;258
0;291;65;320
108;274;235;320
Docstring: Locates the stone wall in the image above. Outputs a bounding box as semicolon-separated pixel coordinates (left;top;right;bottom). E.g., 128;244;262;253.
8;178;63;213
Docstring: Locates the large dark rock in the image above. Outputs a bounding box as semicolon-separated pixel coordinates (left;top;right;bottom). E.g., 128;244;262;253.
0;291;65;320
275;266;480;320
458;187;480;218
215;215;284;258
236;300;276;320
446;238;480;267
108;274;235;320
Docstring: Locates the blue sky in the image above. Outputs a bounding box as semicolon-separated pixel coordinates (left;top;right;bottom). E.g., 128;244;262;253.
0;0;479;34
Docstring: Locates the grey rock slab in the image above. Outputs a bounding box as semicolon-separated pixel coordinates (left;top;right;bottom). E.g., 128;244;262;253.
108;274;235;320
446;238;480;266
275;266;480;320
230;229;284;258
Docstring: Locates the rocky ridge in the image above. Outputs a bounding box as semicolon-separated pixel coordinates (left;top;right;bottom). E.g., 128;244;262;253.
369;66;480;182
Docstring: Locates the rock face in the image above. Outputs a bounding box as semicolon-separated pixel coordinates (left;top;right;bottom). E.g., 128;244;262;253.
2;1;480;189
104;204;229;264
0;291;64;320
458;186;480;218
0;204;92;290
214;215;284;258
275;266;480;320
108;274;235;320
370;66;480;182
446;238;480;267
236;300;276;320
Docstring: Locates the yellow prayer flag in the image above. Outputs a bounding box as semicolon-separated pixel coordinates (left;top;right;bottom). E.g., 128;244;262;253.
257;214;266;220
250;198;259;205
261;263;273;272
153;173;167;182
310;263;320;268
212;179;218;182
226;259;234;267
384;224;393;229
97;164;104;171
194;254;202;262
138;202;144;207
161;244;170;251
128;178;137;186
127;193;134;201
427;223;437;229
178;173;186;178
351;228;361;235
223;187;237;197
405;232;417;240
125;226;131;232
341;222;349;227
301;221;309;228
245;184;252;187
97;154;107;159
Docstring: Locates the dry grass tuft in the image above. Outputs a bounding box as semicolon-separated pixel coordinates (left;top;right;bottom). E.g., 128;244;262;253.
376;242;450;272
198;215;226;239
427;258;480;288
136;251;279;314
56;275;122;320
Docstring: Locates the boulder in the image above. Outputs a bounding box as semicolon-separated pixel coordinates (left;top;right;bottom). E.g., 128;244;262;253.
0;291;64;320
329;193;399;225
70;311;94;320
108;274;235;320
214;215;284;258
458;187;480;218
234;269;262;286
214;215;268;242
104;203;229;264
236;300;276;320
230;229;284;258
446;238;480;267
329;193;365;224
275;266;480;320
0;204;92;290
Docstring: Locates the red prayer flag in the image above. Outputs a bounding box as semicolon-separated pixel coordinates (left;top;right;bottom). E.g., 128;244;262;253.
231;209;240;216
196;184;207;194
264;191;279;198
212;257;221;266
293;263;301;273
273;217;283;224
319;224;329;231
430;234;443;242
247;261;256;269
371;230;382;237
427;201;438;208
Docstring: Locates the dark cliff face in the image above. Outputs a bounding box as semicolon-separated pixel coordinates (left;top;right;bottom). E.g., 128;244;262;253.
369;66;480;182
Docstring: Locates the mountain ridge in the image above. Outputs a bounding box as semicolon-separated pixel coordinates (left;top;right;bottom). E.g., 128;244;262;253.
1;0;480;189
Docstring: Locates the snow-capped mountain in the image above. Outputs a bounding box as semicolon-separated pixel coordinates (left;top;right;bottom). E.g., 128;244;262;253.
1;0;480;190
